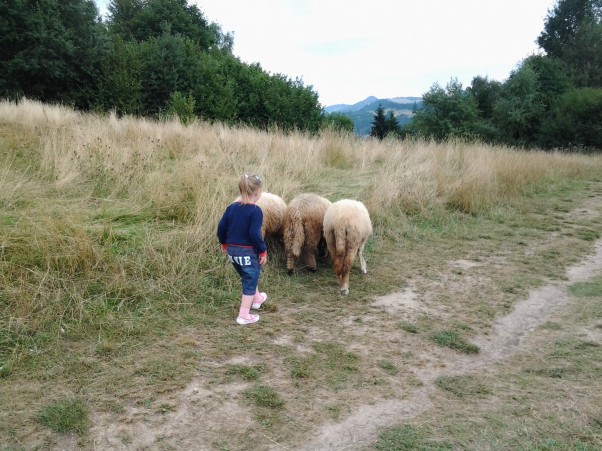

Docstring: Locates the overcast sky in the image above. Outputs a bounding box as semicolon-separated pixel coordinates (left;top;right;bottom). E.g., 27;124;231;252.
96;0;558;107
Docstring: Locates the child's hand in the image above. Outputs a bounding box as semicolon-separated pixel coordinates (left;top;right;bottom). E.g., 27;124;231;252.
259;252;267;266
220;244;228;253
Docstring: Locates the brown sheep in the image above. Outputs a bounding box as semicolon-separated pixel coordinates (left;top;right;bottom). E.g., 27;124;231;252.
283;193;332;274
323;199;372;295
256;192;287;239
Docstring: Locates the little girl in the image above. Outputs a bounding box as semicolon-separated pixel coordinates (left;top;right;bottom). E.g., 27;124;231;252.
217;173;269;325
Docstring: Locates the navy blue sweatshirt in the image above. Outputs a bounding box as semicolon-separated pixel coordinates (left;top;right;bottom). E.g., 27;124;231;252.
217;202;267;255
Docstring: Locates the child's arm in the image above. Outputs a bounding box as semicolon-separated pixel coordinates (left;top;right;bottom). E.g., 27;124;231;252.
217;207;230;249
249;207;268;255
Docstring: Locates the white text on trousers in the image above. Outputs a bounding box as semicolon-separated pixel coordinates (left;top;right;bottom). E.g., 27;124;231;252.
229;255;252;266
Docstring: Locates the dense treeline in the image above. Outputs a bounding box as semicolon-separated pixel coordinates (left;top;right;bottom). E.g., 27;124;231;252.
3;0;600;147
377;0;602;151
0;0;323;131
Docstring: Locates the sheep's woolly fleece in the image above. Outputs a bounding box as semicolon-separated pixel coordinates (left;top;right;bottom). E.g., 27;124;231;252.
283;193;332;273
323;199;373;295
256;192;287;238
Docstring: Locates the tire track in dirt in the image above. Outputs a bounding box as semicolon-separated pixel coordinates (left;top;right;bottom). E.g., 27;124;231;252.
300;240;602;451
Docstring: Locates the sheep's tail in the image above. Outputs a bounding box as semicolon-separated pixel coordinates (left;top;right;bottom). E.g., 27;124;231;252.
285;212;305;258
333;224;347;257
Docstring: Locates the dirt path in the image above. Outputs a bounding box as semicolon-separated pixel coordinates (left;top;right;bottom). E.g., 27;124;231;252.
300;241;602;450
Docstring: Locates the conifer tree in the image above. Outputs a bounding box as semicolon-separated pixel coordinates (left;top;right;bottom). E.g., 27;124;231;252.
370;105;389;139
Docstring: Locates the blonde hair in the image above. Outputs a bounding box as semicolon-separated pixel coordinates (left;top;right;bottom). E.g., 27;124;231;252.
238;173;262;203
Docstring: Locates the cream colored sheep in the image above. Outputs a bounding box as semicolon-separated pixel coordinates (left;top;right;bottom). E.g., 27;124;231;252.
323;199;372;295
256;192;287;239
283;193;332;274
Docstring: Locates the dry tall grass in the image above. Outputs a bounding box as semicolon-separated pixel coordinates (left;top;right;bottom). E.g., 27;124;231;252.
1;98;601;353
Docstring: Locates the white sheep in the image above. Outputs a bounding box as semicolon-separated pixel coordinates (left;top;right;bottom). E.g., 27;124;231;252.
283;193;332;274
256;192;287;239
323;199;373;295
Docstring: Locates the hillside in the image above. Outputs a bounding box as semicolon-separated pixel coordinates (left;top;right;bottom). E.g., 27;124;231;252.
1;99;601;450
325;96;423;135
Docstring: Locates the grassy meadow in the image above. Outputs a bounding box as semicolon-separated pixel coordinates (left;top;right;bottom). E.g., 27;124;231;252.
1;98;601;449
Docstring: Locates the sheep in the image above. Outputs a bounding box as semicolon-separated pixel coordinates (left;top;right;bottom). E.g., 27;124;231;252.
283;193;332;274
256;192;287;239
323;199;373;295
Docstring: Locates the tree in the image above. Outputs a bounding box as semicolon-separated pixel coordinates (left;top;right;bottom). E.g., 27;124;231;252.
403;79;494;142
537;0;602;88
193;50;238;122
164;91;196;124
490;56;574;148
520;55;574;109
493;64;545;146
107;0;221;51
537;0;601;59
562;20;602;87
370;105;388;139
96;37;144;115
538;87;602;150
137;34;203;116
322;113;355;133
0;0;108;108
370;104;400;139
385;111;402;137
467;76;503;120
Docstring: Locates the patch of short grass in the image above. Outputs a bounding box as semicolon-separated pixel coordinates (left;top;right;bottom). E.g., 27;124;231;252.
430;330;480;354
524;367;567;378
435;375;492;398
224;364;262;381
569;278;602;298
379;360;398;375
37;398;89;435
0;363;11;378
399;322;419;334
375;424;453;451
287;342;360;389
245;385;284;409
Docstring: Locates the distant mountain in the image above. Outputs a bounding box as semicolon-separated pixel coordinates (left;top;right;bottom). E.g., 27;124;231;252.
324;96;379;113
388;96;423;105
324;96;421;114
324;96;423;136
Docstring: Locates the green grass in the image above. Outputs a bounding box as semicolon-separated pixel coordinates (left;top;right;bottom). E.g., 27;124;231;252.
245;385;285;409
285;342;360;389
569;277;602;298
375;425;453;450
430;330;480;354
435;375;493;398
379;360;398;375
399;322;419;334
37;398;89;435
224;364;262;381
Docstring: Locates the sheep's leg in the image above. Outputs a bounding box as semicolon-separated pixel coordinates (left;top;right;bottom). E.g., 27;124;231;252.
339;272;350;295
358;241;368;274
339;250;355;295
304;248;317;272
317;237;328;261
286;251;297;275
